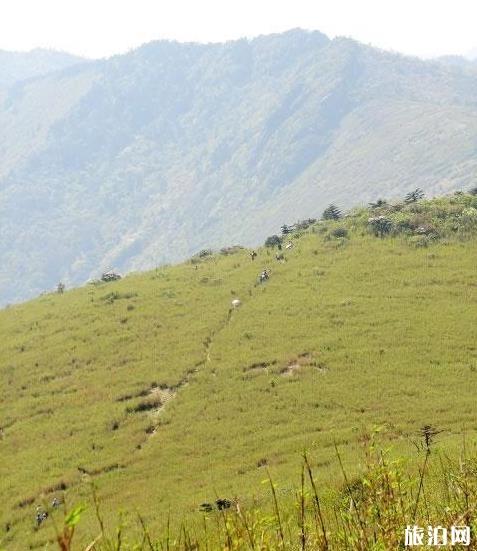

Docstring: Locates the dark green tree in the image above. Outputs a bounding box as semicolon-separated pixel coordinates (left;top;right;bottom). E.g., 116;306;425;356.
322;204;342;220
368;199;387;209
404;188;425;203
264;235;282;248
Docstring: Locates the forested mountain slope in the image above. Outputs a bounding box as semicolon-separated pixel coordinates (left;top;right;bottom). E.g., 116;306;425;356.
1;29;477;304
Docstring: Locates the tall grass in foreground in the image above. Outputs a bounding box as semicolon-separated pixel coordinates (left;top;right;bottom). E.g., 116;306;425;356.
42;429;477;550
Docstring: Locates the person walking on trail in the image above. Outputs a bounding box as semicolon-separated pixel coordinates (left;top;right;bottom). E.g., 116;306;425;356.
250;250;257;261
35;506;48;527
259;269;270;283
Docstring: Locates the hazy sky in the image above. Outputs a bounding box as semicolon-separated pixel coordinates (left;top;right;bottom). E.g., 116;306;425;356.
1;0;476;60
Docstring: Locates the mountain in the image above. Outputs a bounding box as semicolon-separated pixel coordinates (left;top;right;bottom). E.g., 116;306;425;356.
1;29;477;305
1;193;477;548
435;54;477;71
0;48;84;88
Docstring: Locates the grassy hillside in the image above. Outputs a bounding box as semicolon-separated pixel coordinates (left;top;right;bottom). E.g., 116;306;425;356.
2;29;477;305
1;193;477;549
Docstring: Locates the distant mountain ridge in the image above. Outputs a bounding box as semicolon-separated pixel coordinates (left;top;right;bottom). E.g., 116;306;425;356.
1;29;477;305
0;48;84;88
435;54;477;71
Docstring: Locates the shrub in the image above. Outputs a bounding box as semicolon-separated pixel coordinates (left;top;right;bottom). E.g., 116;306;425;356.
294;218;317;230
368;198;388;209
368;216;393;238
455;207;477;236
281;224;294;235
331;227;348;238
265;235;282;248
391;212;413;232
462;207;477;219
219;245;243;255
413;224;437;236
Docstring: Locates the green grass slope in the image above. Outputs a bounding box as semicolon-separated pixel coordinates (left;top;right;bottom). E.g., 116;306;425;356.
1;193;477;549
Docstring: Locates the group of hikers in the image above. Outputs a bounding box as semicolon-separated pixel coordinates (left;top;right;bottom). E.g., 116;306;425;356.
35;497;60;527
250;247;287;284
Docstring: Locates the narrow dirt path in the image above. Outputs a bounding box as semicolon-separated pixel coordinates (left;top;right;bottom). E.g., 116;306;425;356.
142;280;258;441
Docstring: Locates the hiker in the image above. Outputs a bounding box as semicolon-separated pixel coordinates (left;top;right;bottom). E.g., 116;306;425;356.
35;507;48;526
52;497;60;508
250;250;257;261
275;253;285;262
259;269;269;283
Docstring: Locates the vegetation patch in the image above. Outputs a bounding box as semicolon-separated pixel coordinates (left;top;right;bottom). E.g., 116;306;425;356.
126;398;163;414
100;291;138;304
243;360;277;372
279;352;323;376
